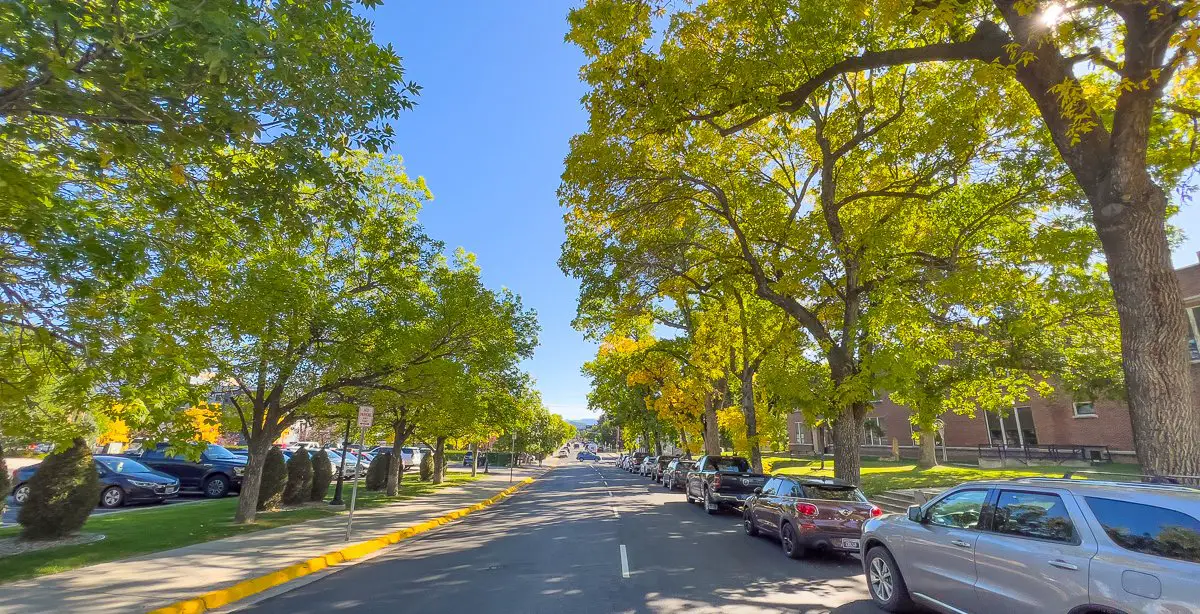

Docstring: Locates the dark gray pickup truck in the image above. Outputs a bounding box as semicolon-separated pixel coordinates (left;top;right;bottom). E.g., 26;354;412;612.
684;455;768;514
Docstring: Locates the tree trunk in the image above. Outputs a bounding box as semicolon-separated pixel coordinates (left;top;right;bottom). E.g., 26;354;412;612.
917;427;938;469
470;442;479;477
1092;178;1200;476
432;436;446;484
702;378;724;455
831;404;867;484
386;421;407;497
740;368;762;473
234;434;273;524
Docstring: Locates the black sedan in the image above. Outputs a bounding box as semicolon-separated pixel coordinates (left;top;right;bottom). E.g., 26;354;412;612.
10;455;181;508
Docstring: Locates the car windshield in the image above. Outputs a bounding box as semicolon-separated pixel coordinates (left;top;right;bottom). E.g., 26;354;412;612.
804;485;866;502
713;458;750;473
204;444;237;460
98;458;153;474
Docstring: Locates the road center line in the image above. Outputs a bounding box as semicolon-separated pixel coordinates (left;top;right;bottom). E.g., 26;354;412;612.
619;544;630;578
612;506;619;518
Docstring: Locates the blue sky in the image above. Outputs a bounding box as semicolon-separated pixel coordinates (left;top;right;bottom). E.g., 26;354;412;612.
371;2;597;420
368;2;1200;422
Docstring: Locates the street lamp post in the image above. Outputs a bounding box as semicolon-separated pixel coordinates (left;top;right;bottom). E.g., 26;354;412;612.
330;418;351;506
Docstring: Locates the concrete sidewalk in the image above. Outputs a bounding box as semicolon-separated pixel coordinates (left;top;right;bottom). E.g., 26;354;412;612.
0;466;548;614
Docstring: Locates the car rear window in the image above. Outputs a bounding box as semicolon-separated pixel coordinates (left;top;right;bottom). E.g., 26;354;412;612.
1085;497;1200;564
712;458;750;473
803;485;867;502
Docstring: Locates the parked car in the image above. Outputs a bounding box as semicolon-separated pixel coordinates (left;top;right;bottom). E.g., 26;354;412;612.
365;446;424;468
652;456;675;482
639;456;657;476
126;443;246;498
627;452;647;472
743;476;880;559
286;441;321;452
685;455;768;514
10;455;180;508
860;478;1200;613
663;459;696;490
576;451;600;461
323;449;362;479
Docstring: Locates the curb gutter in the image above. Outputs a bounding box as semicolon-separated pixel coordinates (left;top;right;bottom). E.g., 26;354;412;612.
148;476;536;614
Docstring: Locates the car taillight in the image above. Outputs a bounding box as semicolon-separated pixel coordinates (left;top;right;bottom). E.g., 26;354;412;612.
712;474;722;489
870;505;883;517
795;502;819;516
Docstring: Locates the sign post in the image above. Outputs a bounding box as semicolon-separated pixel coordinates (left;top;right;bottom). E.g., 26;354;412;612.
346;405;373;541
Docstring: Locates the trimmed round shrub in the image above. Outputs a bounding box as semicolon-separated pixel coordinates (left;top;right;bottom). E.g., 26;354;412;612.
365;452;390;491
419;452;434;481
282;446;313;506
310;449;333;501
256;447;287;511
18;438;101;539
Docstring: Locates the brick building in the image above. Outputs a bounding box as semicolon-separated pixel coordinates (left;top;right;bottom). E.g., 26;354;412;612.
788;258;1200;465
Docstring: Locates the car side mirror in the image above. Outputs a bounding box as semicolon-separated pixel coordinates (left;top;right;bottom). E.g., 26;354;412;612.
753;487;762;496
907;505;924;523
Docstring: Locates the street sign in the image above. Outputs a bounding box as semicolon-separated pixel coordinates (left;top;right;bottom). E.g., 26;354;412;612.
357;405;374;428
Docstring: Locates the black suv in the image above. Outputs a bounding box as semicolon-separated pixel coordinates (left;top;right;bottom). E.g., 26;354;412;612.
127;443;247;497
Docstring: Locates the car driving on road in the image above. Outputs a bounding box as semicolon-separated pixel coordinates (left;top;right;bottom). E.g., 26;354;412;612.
685;455;767;514
860;478;1200;613
576;450;600;461
11;455;180;508
743;476;881;559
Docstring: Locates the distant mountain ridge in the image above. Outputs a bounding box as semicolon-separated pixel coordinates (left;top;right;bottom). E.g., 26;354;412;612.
567;418;597;430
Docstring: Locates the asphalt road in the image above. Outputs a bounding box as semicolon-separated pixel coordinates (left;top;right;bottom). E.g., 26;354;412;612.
242;460;885;614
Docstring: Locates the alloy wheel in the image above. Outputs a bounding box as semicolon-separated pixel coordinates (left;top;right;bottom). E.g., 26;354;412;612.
102;487;123;507
870;556;894;602
13;484;29;504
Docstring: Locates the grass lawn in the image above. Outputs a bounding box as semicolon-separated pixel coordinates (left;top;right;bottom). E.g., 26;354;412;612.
0;473;478;584
763;456;1143;497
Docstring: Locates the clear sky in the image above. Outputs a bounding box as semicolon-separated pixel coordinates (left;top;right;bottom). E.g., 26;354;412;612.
370;1;598;420
367;2;1199;422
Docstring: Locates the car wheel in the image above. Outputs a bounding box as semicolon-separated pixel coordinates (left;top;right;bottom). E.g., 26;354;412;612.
100;486;125;508
203;475;230;498
866;546;915;612
781;522;805;559
704;488;719;515
12;483;30;505
744;510;759;536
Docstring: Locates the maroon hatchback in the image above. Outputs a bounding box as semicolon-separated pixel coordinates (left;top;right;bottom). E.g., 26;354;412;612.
742;476;882;559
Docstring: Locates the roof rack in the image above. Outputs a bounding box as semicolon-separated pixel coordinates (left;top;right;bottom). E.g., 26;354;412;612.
1014;477;1200;492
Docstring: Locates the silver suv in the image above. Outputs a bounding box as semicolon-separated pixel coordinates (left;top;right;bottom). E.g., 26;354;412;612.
860;478;1200;613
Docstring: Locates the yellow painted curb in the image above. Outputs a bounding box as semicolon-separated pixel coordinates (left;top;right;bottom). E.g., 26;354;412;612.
148;476;537;614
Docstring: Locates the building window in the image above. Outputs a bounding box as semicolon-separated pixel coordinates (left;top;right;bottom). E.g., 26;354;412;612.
794;422;805;445
864;417;886;446
1188;307;1200;362
984;407;1038;447
1015;406;1038;445
1073;401;1097;418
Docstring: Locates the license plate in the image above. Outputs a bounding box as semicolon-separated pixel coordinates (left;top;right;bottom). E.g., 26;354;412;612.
841;539;860;550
